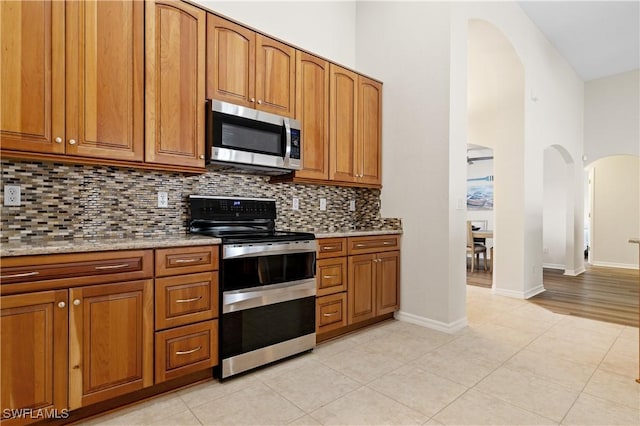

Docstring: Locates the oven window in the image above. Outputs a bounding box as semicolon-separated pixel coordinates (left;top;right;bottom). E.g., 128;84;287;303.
222;252;315;291
222;296;315;359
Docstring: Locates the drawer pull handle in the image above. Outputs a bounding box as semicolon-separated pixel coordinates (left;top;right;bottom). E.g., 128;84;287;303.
0;271;39;279
174;258;200;264
175;296;202;303
323;311;339;317
323;275;338;279
383;241;394;245
322;246;337;250
354;243;367;248
176;346;202;355
95;263;129;270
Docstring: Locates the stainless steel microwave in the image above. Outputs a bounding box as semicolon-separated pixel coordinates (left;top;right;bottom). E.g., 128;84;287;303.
205;99;301;175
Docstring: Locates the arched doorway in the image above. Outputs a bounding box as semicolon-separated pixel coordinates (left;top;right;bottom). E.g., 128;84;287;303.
467;19;528;295
543;144;580;276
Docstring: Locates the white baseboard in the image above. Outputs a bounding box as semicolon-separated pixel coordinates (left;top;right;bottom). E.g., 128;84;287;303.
543;263;565;270
590;261;639;270
492;285;545;299
564;266;585;276
394;311;467;334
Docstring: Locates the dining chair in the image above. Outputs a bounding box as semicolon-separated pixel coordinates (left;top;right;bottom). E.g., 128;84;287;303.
467;221;487;272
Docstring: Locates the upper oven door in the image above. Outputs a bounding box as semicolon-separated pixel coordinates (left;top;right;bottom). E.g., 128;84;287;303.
221;243;316;292
206;100;301;170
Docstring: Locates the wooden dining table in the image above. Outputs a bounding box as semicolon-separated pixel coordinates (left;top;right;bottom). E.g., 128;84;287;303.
472;230;493;239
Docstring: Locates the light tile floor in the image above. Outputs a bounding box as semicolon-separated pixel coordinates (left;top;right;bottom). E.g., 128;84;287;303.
82;286;639;425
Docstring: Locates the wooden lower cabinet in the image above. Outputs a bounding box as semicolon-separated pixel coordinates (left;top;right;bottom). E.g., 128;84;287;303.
0;290;69;425
348;251;400;325
68;280;153;409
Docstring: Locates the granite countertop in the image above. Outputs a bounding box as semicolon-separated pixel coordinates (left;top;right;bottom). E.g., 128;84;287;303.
0;234;222;257
0;229;402;257
313;229;402;238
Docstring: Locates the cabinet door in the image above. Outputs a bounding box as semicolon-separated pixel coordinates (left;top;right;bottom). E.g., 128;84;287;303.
358;77;382;185
377;251;400;315
65;0;144;161
329;64;358;183
347;254;376;324
295;51;329;180
1;290;68;420
206;14;255;107
255;34;296;118
68;280;153;409
0;0;65;154
146;0;205;168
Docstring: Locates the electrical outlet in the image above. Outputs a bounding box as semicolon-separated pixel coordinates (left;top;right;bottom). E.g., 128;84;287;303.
157;191;168;208
292;197;299;210
349;200;356;211
319;198;327;211
4;185;21;206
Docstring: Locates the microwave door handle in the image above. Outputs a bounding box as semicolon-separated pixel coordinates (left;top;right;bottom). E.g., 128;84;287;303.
283;118;292;163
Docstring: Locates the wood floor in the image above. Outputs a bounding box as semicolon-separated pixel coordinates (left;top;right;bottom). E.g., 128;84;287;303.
467;264;640;327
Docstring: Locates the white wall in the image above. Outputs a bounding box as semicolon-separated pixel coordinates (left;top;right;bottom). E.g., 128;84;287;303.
543;147;568;269
196;1;357;68
590;155;640;268
356;2;463;330
584;70;640;164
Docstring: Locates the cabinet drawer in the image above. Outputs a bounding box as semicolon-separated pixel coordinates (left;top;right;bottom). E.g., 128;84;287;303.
316;293;347;334
347;235;400;255
155;320;218;383
317;238;347;258
155;272;218;330
316;257;347;296
0;250;153;292
155;246;218;277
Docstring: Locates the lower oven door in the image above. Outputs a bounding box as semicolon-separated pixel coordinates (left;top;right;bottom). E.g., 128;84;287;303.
221;278;316;378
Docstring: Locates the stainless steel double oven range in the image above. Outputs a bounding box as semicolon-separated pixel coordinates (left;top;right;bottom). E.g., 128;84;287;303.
189;196;316;379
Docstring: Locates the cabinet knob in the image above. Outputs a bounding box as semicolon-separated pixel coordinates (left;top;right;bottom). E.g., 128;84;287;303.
199;154;205;159
257;100;262;105
250;98;256;103
55;137;63;144
57;301;66;308
68;139;76;145
73;299;81;306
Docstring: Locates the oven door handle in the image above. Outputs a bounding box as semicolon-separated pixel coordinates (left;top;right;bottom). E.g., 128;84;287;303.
223;240;316;259
223;278;316;313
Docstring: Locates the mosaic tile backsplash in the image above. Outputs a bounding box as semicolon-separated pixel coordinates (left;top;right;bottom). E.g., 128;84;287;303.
1;160;401;243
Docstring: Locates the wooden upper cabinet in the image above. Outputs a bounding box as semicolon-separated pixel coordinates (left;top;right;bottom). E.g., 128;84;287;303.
0;0;65;154
255;35;296;117
0;0;144;162
295;51;330;180
65;0;144;161
0;290;69;424
68;280;153;409
329;64;358;183
358;76;382;186
206;14;255;107
145;0;206;168
206;14;295;118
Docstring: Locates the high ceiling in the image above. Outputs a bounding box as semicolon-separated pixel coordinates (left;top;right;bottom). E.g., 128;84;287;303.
517;1;640;81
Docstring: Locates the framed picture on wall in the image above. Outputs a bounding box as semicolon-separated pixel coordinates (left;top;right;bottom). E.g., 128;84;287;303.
467;175;494;210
